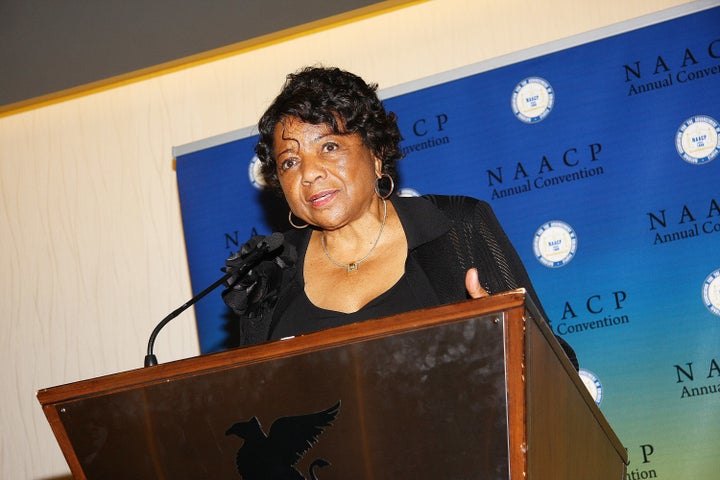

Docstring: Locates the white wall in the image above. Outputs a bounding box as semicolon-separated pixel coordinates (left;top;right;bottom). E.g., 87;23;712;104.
0;0;696;477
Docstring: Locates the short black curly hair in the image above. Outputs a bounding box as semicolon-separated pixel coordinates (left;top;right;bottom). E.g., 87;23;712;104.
255;66;403;191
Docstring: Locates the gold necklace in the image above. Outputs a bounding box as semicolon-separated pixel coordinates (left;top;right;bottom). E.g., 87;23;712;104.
320;198;387;273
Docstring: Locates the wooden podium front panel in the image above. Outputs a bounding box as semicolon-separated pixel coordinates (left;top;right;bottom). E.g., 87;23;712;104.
51;313;510;479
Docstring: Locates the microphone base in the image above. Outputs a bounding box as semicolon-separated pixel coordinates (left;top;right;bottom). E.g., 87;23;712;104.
144;354;158;367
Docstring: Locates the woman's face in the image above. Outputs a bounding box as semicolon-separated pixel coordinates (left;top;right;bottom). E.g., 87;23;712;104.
273;117;382;231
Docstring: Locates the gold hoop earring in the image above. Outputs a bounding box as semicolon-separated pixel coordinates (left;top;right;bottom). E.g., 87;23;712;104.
288;210;309;229
374;174;395;200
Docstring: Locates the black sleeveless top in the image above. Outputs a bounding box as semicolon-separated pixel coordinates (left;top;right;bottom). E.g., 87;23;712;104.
269;256;437;340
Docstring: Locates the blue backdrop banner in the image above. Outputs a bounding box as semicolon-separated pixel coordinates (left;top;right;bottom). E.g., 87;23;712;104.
174;3;720;478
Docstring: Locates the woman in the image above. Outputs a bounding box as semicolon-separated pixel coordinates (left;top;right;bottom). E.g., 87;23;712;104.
223;66;577;367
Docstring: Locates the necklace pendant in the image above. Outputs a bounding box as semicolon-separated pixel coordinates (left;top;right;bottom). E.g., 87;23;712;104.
320;197;387;274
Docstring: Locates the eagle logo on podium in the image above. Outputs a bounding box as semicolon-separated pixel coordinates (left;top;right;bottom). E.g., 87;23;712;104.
226;401;341;479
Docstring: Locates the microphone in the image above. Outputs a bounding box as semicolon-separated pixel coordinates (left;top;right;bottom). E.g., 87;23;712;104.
143;232;284;367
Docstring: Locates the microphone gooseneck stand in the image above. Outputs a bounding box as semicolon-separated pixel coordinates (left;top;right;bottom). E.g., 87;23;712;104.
143;232;284;367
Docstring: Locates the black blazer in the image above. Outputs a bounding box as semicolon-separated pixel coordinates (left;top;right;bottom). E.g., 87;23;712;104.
225;194;578;368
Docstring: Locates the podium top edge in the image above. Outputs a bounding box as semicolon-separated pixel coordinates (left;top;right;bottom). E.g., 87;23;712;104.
37;290;529;405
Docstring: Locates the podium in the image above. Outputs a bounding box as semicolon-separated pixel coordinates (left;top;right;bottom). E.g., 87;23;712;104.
38;290;627;479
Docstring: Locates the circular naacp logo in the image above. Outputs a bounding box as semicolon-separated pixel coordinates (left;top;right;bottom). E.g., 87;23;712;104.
248;155;268;190
702;268;720;317
533;220;577;268
511;77;555;124
675;115;720;165
578;369;603;406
